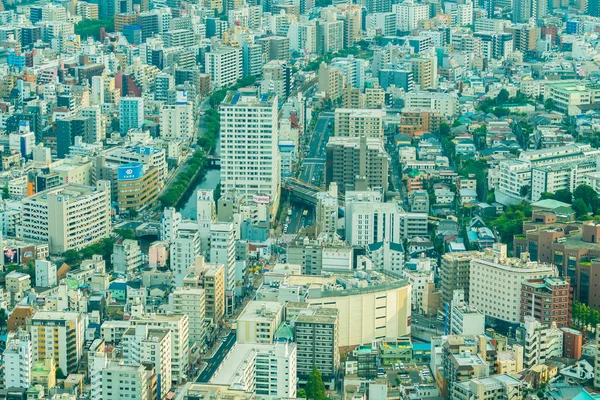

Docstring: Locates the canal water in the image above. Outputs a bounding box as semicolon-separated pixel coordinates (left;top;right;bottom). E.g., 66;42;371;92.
179;169;220;219
179;137;221;219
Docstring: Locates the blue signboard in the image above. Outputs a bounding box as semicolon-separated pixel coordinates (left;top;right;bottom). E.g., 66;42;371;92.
117;163;144;181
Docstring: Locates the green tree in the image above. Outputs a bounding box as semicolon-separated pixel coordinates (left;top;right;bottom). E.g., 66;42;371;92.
306;367;327;400
544;98;554;111
438;122;450;138
539;192;554;200
572;198;588;217
1;186;8;200
74;17;115;40
553;189;572;204
63;250;81;265
520;185;530;199
297;389;307;398
496;89;509;106
0;309;6;333
56;368;66;380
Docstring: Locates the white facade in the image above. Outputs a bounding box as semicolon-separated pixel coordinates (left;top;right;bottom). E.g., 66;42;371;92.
469;244;558;324
112;239;142;275
172;288;206;345
119;97;144;134
160;102;195;143
210;222;236;314
131;314;190;384
122;325;172;399
197;189;216;252
219;91;280;212
205;47;243;89
210;342;297;398
450;291;485;336
160;207;182;243
3;331;32;389
518;317;563;369
345;199;428;246
101;363;149;400
393;1;430;31
35;260;57;287
171;225;201;288
288;22;316;53
404;92;458;117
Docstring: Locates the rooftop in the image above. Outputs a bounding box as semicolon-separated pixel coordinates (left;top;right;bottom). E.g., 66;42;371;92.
237;300;283;322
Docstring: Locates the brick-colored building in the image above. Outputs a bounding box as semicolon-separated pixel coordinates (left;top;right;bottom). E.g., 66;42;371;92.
514;215;600;310
560;327;582;360
520;276;572;328
399;109;444;138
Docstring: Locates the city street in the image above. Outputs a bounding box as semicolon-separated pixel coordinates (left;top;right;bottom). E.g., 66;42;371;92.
196;331;237;383
299;112;334;186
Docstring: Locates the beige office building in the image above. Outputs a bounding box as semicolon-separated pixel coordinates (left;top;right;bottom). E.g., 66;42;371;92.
237;301;284;344
19;181;111;254
334;108;384;138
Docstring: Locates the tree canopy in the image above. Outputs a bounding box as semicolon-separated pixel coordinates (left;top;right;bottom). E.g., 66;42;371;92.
306;367;327;400
74;17;115;40
489;202;531;244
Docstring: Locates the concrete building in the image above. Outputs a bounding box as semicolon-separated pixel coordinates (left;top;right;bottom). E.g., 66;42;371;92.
18;182;111;254
520;276;571;328
237;301;284;344
325;136;389;194
515;317;563;369
260;60;293;101
315;184;339;239
112;239;142;275
219;91;280;216
119;97;144;134
160;102;194;143
131;314;189;384
205;47;243;89
160;207;181;243
100;363;149;400
293;307;339;387
404;92;457;117
449;291;485;336
470;244;558;324
440;252;479;313
209;342;297;398
442;336;489;397
117;162;162;214
393;1;430;31
210;222;236;315
30;311;84;374
366;241;405;273
287;238;353;275
122;325;172;400
345;197;428;246
3;331;33;389
544;81;600;116
334;108;384;138
453;374;523;400
173;288;206;345
408;56;438;90
171;225;201;288
35;260;57;287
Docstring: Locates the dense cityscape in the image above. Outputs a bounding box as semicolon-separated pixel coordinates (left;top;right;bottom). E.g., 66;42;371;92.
2;0;600;399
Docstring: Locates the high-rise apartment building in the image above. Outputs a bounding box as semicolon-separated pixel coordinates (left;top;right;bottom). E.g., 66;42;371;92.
119;97;144;134
30;311;84;374
210;222;236;315
219;91;280;214
160;102;194;142
171;225;201;287
100;363;149;400
205;47;243;89
393;1;430;31
19;181;111;254
334;108;384;138
325;136;389;193
515;317;563;369
3;331;33;389
172;288;206;345
470;244;558;324
294;307;339;388
520;276;571;328
440;251;480;308
131;314;189;384
122;325;172;400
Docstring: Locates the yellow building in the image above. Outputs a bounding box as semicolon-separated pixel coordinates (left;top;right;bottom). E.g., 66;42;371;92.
237;301;284;344
408;56;438;90
31;359;56;391
116;163;159;214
